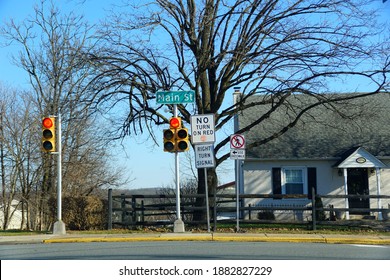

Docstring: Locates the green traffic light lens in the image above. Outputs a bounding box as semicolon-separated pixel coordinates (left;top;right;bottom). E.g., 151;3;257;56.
42;141;53;151
164;141;175;151
177;140;188;151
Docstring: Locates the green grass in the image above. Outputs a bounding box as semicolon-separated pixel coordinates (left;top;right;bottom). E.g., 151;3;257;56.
1;222;389;236
0;229;51;236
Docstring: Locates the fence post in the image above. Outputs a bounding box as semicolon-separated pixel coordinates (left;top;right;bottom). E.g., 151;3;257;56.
131;197;136;226
311;187;316;231
121;193;126;228
248;204;252;220
141;200;145;224
108;188;113;230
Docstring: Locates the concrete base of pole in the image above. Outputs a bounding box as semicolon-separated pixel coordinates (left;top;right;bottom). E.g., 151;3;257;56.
53;220;66;235
173;219;185;233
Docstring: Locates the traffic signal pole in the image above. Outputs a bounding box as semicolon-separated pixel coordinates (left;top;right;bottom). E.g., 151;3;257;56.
173;105;185;233
53;113;66;235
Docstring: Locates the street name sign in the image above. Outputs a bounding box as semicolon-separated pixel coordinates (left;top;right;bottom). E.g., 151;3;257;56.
190;114;215;144
156;90;195;104
194;144;215;168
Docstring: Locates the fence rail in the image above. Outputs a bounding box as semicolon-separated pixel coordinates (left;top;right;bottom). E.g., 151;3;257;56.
107;189;390;230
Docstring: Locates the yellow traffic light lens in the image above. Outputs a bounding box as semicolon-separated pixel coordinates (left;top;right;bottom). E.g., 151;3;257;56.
42;129;53;139
42;117;53;128
177;128;188;139
169;117;180;129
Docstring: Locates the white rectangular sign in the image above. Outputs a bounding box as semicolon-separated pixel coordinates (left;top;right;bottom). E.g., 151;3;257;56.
190;114;215;144
195;144;215;168
230;149;245;160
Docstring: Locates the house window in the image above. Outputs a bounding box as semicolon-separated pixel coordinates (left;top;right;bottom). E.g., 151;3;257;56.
272;167;316;199
283;168;305;194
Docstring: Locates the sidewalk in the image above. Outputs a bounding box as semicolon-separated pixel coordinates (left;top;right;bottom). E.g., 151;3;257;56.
1;232;389;245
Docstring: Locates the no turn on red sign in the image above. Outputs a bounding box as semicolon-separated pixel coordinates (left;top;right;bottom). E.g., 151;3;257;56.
190;114;215;144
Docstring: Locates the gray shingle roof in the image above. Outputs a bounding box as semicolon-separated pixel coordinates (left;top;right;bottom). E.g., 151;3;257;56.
240;92;390;159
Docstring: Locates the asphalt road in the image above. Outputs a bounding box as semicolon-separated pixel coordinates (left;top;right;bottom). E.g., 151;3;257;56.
1;241;389;260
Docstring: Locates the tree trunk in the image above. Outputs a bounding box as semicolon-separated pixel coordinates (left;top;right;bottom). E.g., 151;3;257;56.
193;167;218;221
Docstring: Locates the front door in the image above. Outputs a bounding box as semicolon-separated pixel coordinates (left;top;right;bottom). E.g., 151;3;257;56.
347;168;370;215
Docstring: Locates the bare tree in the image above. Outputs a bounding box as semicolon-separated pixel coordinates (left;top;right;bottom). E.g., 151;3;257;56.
1;0;129;229
88;0;390;219
0;84;42;230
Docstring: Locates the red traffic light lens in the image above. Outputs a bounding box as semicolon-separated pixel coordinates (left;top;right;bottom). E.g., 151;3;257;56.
42;117;53;128
169;117;180;129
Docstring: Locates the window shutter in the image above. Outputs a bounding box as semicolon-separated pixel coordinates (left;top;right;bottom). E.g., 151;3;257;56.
307;167;317;199
272;168;282;199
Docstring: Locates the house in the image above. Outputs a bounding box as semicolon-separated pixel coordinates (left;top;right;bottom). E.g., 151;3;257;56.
0;199;26;230
239;92;390;221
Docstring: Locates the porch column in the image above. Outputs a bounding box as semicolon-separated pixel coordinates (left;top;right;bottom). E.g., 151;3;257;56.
343;168;350;220
376;167;383;221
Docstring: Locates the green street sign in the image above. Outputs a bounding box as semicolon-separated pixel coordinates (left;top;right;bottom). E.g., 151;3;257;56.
156;90;195;104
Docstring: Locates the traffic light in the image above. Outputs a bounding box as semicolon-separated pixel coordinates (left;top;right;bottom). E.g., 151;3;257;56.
42;117;56;152
163;128;175;152
176;127;189;152
163;117;190;152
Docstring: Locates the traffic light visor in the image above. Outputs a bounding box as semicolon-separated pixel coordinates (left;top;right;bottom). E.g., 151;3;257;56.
42;117;53;128
169;117;181;129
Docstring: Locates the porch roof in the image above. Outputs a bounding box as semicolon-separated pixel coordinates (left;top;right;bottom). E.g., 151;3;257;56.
336;147;387;168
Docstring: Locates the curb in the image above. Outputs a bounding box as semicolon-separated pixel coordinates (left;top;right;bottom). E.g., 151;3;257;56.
41;233;390;245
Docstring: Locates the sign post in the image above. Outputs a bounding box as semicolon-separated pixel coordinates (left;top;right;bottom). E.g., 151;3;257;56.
191;115;216;232
156;90;196;233
230;134;246;231
194;144;215;232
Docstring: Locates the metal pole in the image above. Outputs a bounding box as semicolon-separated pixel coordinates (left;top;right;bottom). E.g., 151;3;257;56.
173;104;185;232
233;87;241;231
175;151;181;219
236;160;240;231
53;113;65;234
204;168;210;232
57;113;62;222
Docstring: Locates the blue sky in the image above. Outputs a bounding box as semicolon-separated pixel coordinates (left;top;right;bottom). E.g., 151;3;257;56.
0;0;235;189
1;0;389;189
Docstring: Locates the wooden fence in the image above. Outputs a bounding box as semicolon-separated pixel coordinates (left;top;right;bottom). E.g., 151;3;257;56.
107;189;390;230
